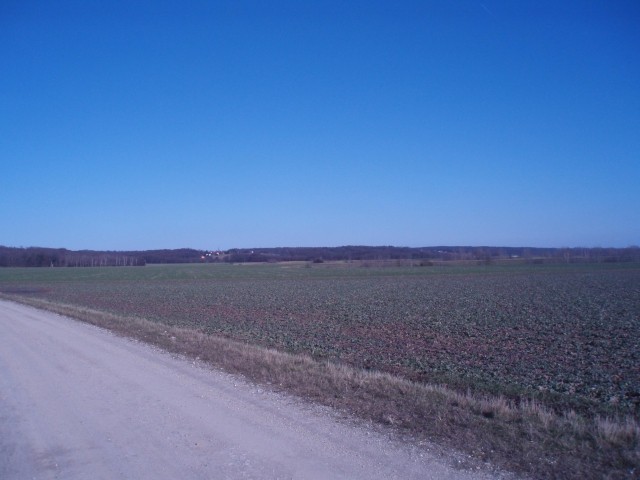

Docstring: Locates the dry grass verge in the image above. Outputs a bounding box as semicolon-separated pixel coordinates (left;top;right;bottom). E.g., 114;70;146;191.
4;295;638;480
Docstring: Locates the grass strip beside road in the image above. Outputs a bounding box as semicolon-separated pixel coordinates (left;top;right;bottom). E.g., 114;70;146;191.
2;293;638;480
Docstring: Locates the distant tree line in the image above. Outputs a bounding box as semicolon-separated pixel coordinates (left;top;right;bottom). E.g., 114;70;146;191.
222;245;640;264
0;247;205;267
1;245;639;267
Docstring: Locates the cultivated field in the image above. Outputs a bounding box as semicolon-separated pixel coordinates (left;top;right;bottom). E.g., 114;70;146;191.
1;262;639;478
2;262;638;415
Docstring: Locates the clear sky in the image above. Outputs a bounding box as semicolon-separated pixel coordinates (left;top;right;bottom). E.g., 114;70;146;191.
2;1;638;250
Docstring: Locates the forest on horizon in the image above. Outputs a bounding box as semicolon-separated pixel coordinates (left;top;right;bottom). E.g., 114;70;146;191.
1;245;639;268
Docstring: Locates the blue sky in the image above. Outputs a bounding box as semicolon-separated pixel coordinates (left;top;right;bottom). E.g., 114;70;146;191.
1;1;638;250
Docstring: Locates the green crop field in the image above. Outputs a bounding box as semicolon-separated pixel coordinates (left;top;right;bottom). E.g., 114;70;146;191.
2;261;638;418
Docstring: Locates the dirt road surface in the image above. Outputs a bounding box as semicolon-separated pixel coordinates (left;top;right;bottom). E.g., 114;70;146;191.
0;300;513;480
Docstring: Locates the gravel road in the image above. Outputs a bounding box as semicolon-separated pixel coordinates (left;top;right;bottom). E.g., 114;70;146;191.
0;299;513;480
